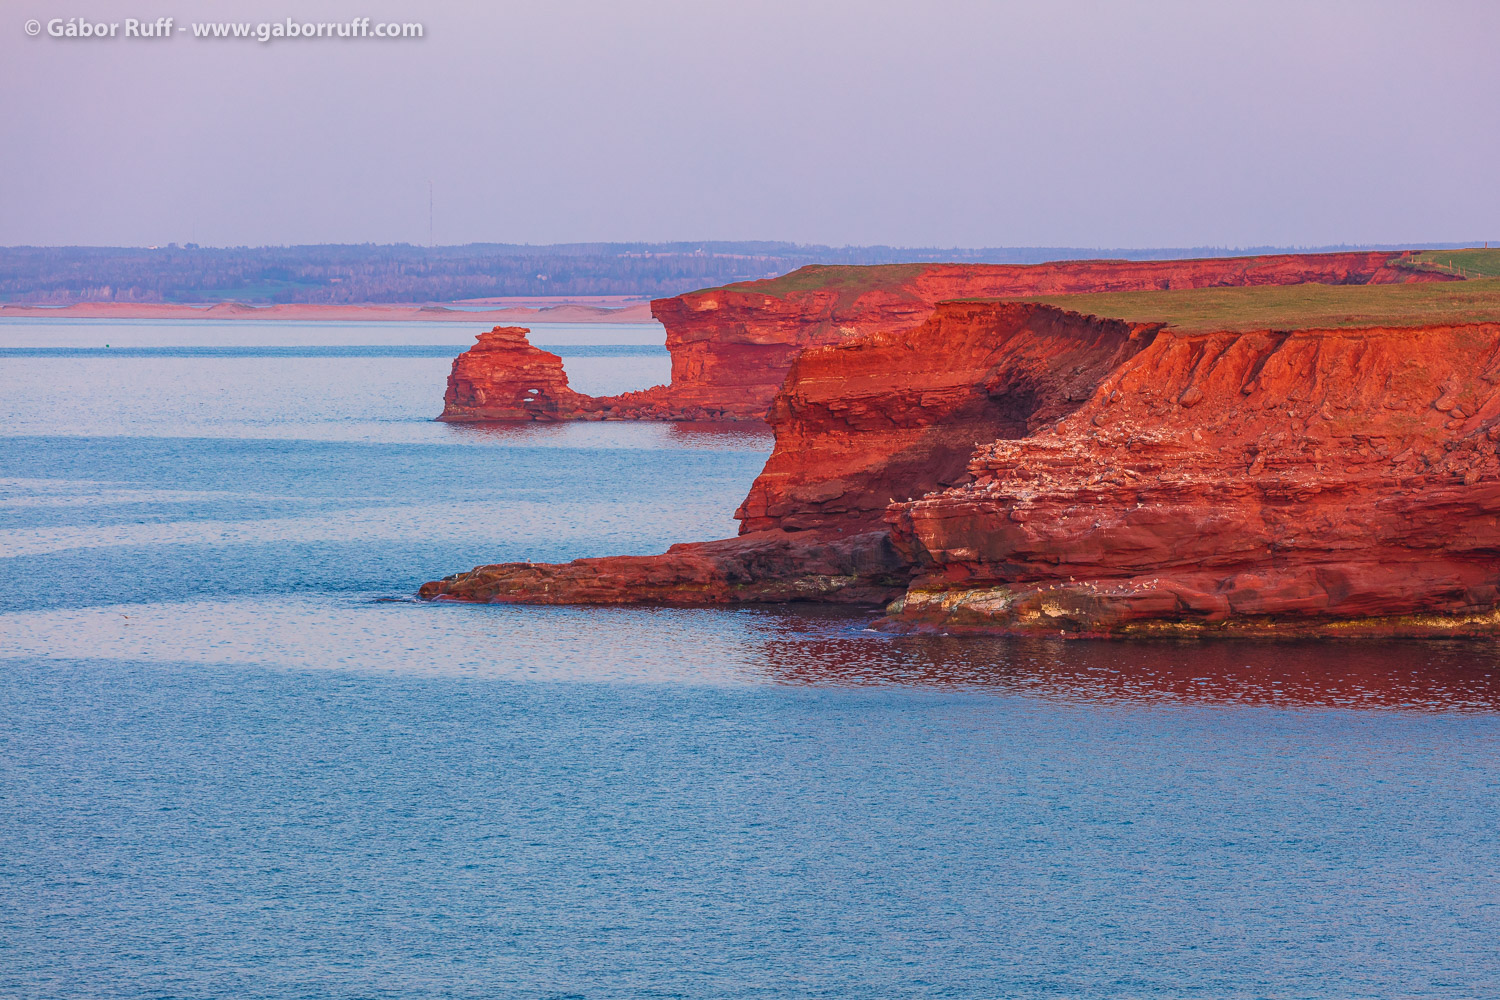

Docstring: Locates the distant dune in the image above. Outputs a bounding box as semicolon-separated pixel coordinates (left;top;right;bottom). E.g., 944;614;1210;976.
0;300;657;324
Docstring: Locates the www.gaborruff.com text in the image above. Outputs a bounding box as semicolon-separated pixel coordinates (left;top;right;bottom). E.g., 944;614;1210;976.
29;17;424;42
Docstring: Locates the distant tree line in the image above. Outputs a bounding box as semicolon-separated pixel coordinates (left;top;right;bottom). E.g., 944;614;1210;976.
0;241;1475;304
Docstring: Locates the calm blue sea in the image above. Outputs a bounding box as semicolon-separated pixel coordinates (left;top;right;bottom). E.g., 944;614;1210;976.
2;319;1498;999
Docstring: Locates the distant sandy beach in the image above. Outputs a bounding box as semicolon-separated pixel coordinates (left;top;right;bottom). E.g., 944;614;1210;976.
0;299;657;324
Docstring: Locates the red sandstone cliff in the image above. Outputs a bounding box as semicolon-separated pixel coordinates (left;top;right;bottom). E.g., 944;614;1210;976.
438;251;1447;423
422;291;1500;637
735;303;1157;535
423;303;1151;606
884;319;1500;636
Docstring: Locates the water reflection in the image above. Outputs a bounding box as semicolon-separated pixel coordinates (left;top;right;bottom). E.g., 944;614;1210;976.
441;419;774;451
12;598;1495;713
666;420;775;447
744;607;1500;711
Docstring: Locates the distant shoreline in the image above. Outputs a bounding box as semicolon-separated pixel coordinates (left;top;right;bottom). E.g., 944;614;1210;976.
0;299;658;324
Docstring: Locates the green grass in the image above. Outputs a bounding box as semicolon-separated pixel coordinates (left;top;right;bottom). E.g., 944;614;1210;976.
710;263;930;299
705;256;1500;332
1397;248;1500;279
999;277;1500;333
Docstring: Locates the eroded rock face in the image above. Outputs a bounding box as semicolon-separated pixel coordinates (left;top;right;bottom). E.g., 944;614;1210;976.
438;252;1444;423
884;321;1500;636
440;327;590;420
735;302;1158;535
421;303;1161;607
438;326;686;421
423;260;1500;637
423;308;1500;637
421;303;1159;607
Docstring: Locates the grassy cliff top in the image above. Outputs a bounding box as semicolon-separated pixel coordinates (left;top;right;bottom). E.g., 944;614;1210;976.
701;254;1500;331
1397;248;1500;279
708;251;1500;304
1005;278;1500;333
711;263;931;298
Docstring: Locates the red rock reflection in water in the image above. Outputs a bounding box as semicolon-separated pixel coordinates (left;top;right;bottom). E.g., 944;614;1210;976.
747;612;1500;711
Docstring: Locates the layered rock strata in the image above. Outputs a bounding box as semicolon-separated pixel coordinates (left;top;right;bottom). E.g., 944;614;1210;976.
423;296;1500;637
424;303;1161;607
734;303;1157;535
438;251;1446;423
884;320;1500;636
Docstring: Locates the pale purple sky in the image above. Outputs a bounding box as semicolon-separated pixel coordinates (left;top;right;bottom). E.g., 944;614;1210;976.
3;0;1496;248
